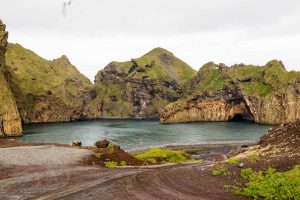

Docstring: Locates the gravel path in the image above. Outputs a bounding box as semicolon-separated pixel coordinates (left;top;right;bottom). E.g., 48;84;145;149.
0;145;93;166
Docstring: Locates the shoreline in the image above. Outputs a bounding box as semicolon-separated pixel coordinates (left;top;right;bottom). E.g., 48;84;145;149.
0;139;256;165
1;138;258;151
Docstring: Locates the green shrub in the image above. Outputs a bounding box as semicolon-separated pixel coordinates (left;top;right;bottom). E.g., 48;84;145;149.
104;161;118;168
234;165;300;199
240;168;253;180
246;154;260;163
212;166;228;176
227;157;240;165
119;161;127;166
134;148;191;165
107;143;116;153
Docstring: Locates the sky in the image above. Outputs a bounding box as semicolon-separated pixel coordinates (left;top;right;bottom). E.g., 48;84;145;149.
0;0;300;81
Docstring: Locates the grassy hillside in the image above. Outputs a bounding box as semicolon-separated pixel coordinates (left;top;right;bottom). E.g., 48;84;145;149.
94;47;196;118
4;43;99;123
185;60;300;98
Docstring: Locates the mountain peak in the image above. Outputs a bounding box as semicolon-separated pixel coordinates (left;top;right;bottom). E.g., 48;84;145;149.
145;47;173;57
266;59;286;71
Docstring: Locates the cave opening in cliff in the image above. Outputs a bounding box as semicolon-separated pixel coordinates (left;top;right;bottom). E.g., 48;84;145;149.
230;114;246;122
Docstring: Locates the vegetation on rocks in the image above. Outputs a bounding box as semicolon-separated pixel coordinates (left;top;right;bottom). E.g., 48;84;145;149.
134;148;192;165
94;47;196;119
227;157;240;165
234;166;300;200
212;166;228;176
161;60;300;124
3;43;100;123
0;20;22;137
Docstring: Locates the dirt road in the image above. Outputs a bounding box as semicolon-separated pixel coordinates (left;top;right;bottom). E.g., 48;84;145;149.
0;144;243;200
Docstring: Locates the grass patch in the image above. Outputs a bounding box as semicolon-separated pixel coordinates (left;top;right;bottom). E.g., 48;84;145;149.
119;161;127;166
240;168;253;180
104;160;128;168
212;166;228;176
104;161;118;168
234;165;300;200
107;143;116;153
246;154;260;163
227;157;240;165
134;148;192;165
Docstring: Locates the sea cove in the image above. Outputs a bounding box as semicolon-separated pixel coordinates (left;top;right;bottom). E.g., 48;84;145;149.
17;120;271;150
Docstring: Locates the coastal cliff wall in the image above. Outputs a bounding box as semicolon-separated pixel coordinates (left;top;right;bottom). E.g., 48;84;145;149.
161;61;300;124
0;20;22;136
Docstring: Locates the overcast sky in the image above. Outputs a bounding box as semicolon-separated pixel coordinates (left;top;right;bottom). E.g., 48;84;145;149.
1;0;300;80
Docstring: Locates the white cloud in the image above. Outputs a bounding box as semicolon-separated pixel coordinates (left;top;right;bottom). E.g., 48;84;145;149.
1;0;299;80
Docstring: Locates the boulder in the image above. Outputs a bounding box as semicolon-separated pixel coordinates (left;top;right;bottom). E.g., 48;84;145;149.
95;139;110;148
72;140;82;146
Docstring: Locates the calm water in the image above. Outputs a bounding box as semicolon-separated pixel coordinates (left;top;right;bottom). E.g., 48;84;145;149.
17;120;272;150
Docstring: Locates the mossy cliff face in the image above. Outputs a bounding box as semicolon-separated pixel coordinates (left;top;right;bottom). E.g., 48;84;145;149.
0;21;22;136
4;43;100;123
94;48;196;118
161;60;300;124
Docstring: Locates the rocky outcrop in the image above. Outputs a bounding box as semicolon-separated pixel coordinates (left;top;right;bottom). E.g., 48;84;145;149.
0;20;22;136
3;43;100;123
161;86;254;123
161;60;300;124
94;48;196;118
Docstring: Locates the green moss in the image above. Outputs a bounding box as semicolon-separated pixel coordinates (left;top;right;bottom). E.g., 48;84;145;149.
234;166;300;200
194;69;226;95
246;154;260;163
135;148;191;165
104;161;118;168
107;143;116;153
186;60;300;100
212;166;228;176
239;82;272;97
106;47;196;85
119;161;127;166
227;157;240;165
4;43;92;105
240;168;253;180
228;65;264;81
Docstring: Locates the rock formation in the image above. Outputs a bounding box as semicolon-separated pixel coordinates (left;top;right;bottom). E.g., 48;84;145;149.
94;47;196;118
3;43;100;123
161;61;300;124
0;20;22;136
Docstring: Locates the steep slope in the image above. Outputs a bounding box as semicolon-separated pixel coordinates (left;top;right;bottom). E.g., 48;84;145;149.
4;43;100;123
94;47;196;118
0;20;22;136
161;60;300;124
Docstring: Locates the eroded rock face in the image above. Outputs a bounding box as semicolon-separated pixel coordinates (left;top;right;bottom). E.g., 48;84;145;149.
161;86;254;123
244;87;300;124
94;48;196;119
161;61;300;124
0;20;22;136
3;44;100;124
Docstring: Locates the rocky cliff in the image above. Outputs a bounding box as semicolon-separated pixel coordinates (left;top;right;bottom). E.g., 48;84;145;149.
3;43;100;123
0;21;22;137
161;60;300;124
94;48;196;118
